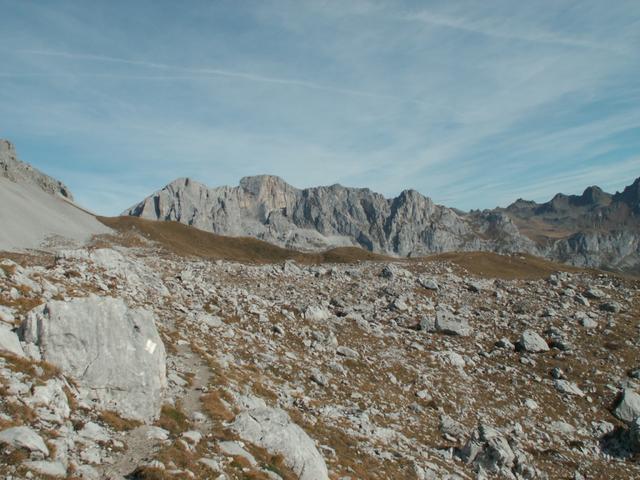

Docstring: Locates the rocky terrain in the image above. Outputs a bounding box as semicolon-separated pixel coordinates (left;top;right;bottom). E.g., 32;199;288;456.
0;238;639;479
124;175;640;274
1;140;639;479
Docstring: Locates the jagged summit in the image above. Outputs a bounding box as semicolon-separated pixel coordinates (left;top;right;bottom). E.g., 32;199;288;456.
0;139;74;200
614;177;640;212
125;174;640;273
0;140;110;251
123;175;533;257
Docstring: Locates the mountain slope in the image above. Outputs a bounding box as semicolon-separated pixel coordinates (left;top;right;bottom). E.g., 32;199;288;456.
0;140;110;251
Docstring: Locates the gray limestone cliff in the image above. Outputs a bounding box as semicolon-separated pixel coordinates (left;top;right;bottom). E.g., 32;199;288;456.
124;175;538;258
124;174;640;273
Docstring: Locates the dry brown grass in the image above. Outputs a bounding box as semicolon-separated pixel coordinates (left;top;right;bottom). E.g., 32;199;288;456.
0;447;29;466
200;391;235;422
98;410;142;432
156;402;191;435
0;399;37;428
417;251;582;280
1;353;60;381
97;216;387;264
0;263;17;277
0;252;56;269
0;295;44;316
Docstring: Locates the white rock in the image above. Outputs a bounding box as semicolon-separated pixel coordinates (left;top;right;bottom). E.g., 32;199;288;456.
435;351;466;368
231;407;329;480
304;306;331;322
28;379;71;421
182;430;203;445
0;426;49;456
21;296;167;421
145;426;171;441
0;305;15;324
336;346;359;359
554;379;585;397
23;460;67;477
218;440;257;465
199;457;222;472
198;313;223;328
0;323;25;357
613;389;640;423
518;330;549;353
78;422;110;443
74;464;100;479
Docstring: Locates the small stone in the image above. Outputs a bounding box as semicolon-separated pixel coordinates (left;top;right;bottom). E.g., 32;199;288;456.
416;390;432;401
182;430;202;445
0;323;25;357
310;370;328;386
599;302;621;313
580;317;597;329
336;346;359;359
517;330;549;353
584;288;605;299
418;278;439;290
495;338;515;350
305;306;331;322
554;379;585;397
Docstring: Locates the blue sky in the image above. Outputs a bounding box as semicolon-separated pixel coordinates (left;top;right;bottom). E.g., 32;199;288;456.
1;0;639;215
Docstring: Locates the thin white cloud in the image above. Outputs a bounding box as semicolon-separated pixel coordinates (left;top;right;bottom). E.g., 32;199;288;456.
406;9;629;55
16;48;406;102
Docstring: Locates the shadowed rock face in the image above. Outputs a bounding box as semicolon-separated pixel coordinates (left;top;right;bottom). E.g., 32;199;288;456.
0;140;73;200
124;174;640;273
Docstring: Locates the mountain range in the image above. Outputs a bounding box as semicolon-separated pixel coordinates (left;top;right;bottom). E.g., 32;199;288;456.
1;138;638;273
124;173;640;273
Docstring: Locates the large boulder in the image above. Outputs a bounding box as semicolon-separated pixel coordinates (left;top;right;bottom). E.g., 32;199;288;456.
231;407;329;480
20;296;166;422
0;323;25;357
613;389;640;423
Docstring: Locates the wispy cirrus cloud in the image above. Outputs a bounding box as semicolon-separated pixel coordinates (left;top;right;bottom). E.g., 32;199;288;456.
15;48;407;102
405;9;627;53
0;0;638;214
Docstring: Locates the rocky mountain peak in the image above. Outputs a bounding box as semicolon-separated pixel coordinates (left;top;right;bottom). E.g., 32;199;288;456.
0;139;16;156
239;175;296;194
614;177;640;212
576;185;612;207
0;139;74;201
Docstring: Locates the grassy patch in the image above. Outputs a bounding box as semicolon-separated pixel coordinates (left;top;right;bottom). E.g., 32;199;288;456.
201;391;235;422
1;353;60;382
156;402;190;435
98;410;142;432
97;216;388;265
